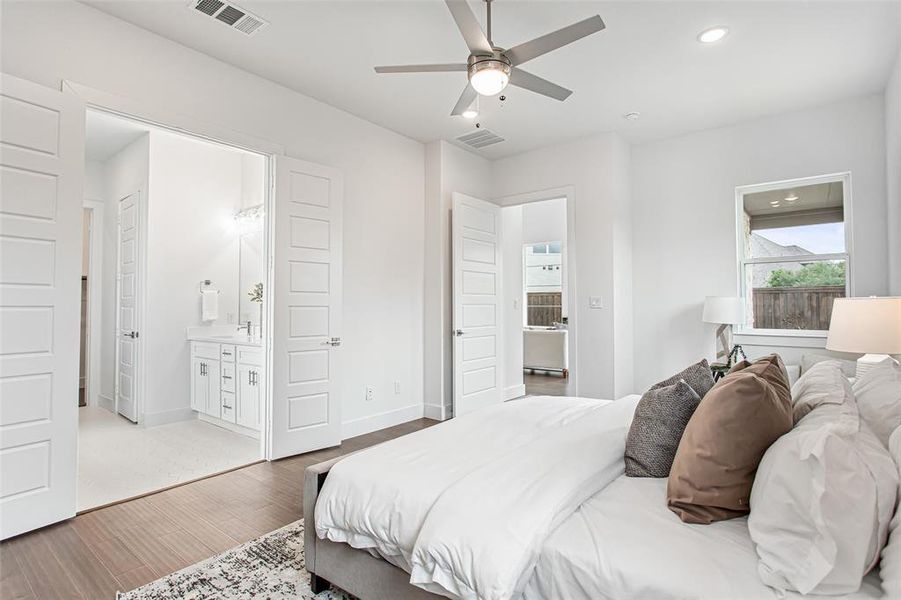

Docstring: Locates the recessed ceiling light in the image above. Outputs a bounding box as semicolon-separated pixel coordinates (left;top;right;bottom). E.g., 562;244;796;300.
770;201;781;207
624;111;641;120
697;26;729;44
462;108;478;119
784;193;799;202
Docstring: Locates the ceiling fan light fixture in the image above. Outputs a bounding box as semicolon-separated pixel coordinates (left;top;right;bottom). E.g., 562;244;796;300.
468;58;511;96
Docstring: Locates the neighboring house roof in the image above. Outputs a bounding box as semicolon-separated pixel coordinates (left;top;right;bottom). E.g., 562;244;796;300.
750;234;813;287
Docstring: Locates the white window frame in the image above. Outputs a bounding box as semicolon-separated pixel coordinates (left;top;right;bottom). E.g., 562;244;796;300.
734;172;854;338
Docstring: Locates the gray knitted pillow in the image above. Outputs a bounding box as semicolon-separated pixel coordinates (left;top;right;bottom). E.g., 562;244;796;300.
652;359;716;398
624;380;702;478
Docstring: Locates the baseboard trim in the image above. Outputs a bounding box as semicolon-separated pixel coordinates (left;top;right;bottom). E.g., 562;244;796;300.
142;407;195;427
342;404;424;440
97;394;115;412
504;384;527;400
423;403;444;421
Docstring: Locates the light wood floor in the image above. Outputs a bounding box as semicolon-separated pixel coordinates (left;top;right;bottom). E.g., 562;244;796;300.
524;371;575;396
0;418;437;600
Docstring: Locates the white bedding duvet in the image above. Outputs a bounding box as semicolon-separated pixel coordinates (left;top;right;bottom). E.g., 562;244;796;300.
315;395;641;599
315;394;883;600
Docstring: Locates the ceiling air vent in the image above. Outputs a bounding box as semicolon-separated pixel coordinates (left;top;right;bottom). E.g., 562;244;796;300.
456;129;505;149
190;0;268;36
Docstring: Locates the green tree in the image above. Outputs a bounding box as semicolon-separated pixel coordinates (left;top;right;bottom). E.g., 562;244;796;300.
767;262;845;288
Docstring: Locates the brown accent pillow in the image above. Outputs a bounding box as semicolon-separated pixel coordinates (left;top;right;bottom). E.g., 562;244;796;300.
666;354;793;524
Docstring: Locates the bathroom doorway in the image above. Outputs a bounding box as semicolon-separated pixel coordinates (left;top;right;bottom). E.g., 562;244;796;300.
78;109;270;511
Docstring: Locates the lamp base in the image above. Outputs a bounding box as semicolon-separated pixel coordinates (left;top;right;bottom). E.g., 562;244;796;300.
856;354;899;379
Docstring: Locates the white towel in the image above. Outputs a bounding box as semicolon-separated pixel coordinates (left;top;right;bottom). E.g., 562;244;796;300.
201;290;219;321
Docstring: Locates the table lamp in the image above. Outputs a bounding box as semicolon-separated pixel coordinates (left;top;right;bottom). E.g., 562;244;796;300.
702;296;746;366
826;296;901;378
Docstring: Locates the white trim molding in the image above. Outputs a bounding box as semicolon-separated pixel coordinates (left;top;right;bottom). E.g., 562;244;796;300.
423;403;445;420
341;403;425;440
142;407;196;428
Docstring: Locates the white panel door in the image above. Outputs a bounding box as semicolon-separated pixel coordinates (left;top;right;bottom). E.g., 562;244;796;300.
116;192;140;422
0;73;84;539
270;155;342;459
452;193;503;417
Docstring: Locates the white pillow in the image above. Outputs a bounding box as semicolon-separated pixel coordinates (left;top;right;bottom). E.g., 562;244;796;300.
854;364;901;447
748;404;897;595
880;426;901;598
790;360;855;424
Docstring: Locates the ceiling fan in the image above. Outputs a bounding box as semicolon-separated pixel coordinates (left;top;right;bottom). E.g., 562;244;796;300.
374;0;606;116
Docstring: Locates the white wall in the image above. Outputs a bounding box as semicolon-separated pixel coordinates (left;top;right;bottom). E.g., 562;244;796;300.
492;133;634;400
98;134;150;408
84;160;105;200
423;140;493;419
887;48;901;295
632;94;888;390
142;130;251;424
522;198;566;244
501;206;525;399
1;0;426;437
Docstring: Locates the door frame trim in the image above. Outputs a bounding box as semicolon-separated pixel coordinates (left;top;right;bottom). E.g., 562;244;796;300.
83;199;104;408
64;80;281;459
492;185;579;397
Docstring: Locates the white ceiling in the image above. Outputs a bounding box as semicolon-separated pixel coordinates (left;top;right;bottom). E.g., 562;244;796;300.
83;1;901;158
85;109;149;161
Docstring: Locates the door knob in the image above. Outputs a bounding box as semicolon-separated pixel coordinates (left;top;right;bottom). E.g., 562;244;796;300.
123;331;138;339
454;329;464;337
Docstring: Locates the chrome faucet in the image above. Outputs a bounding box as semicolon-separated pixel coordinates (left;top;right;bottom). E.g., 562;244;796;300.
237;321;254;337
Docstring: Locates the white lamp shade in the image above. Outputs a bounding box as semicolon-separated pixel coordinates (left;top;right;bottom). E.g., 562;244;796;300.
826;297;901;354
702;296;744;325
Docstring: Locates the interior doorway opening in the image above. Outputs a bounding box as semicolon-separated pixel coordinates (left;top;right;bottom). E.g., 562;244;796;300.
501;195;575;398
78;108;270;511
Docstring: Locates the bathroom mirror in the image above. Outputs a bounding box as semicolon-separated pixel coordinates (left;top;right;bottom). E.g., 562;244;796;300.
238;228;264;330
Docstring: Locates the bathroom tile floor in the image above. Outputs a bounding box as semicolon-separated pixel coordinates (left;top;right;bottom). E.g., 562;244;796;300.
78;407;259;511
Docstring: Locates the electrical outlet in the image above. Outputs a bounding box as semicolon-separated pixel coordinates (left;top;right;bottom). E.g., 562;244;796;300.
394;380;401;395
365;385;375;402
513;298;520;310
227;313;236;324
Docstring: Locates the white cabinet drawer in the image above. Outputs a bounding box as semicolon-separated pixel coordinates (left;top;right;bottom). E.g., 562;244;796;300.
237;347;263;366
220;391;236;424
221;362;236;393
220;344;236;363
192;342;220;360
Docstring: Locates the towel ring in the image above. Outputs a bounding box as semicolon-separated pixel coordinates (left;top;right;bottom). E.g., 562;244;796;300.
199;280;220;295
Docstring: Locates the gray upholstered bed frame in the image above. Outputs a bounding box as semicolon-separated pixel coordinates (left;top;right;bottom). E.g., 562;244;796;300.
304;456;441;600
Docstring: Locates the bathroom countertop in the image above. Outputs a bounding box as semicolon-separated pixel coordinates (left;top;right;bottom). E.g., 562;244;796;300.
186;333;263;347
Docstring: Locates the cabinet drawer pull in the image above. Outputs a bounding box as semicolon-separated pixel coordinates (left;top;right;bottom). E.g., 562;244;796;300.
222;375;232;380
223;404;232;410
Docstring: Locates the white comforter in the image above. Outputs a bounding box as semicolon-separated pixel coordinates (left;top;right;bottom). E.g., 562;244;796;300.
315;395;641;600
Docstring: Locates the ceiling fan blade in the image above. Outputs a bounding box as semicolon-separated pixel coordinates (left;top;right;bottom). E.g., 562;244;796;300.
504;15;605;66
451;84;478;116
375;63;468;74
508;68;572;101
445;0;493;55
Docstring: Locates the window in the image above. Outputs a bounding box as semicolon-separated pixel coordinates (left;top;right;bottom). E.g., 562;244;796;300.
524;241;563;326
737;175;850;334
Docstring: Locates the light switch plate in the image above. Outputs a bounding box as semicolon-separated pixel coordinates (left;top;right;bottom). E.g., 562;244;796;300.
589;296;603;309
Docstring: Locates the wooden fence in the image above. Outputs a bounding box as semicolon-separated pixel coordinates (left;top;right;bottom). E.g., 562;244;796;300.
527;292;563;326
752;285;845;330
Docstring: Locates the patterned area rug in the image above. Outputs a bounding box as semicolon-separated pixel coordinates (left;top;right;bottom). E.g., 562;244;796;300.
118;519;353;600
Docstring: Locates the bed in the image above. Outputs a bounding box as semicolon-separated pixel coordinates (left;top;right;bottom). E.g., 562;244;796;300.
304;393;885;600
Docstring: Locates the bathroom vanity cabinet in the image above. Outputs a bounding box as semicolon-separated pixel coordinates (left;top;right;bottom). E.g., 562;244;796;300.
190;340;263;436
